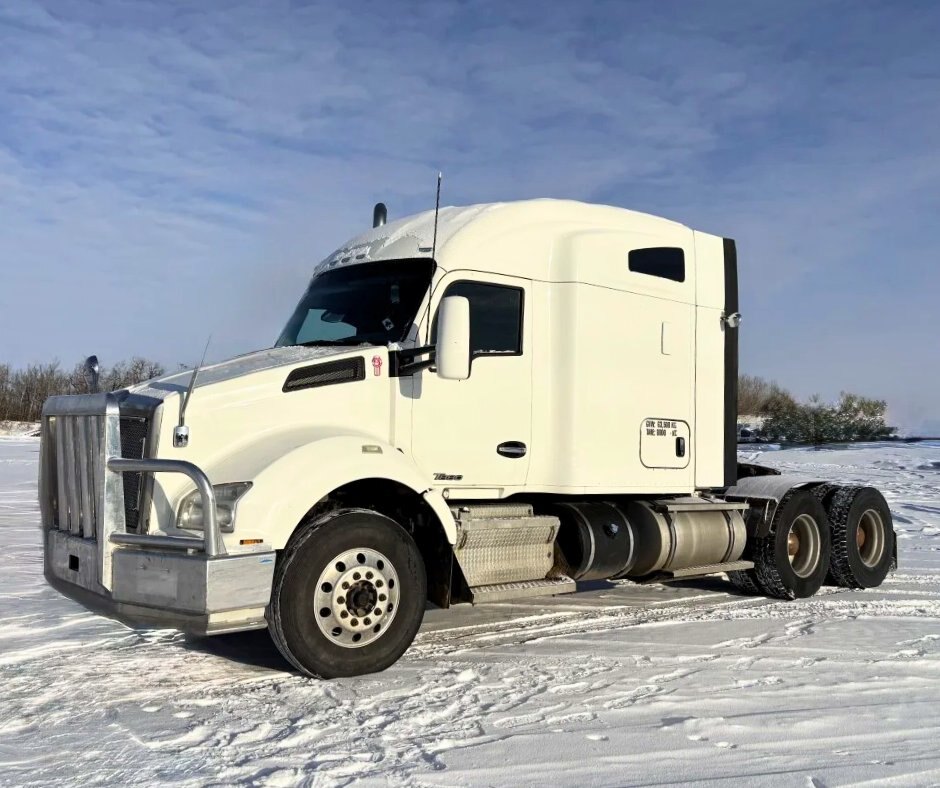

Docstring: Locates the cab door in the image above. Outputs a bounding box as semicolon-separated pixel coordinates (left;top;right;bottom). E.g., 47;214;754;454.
409;271;532;490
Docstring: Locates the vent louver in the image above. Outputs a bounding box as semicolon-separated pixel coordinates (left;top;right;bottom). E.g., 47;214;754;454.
282;357;366;393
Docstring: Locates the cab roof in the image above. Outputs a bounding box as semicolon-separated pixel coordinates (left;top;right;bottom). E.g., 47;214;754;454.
316;198;693;279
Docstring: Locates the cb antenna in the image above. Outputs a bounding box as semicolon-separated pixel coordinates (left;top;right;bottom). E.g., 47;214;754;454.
424;172;443;345
174;334;211;448
431;171;442;260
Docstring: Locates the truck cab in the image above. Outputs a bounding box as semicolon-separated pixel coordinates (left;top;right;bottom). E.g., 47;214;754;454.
40;199;895;678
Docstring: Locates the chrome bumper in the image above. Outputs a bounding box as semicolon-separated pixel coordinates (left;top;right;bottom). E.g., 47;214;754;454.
40;393;276;635
45;528;275;635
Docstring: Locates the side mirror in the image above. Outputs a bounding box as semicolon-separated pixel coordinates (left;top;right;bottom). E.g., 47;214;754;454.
83;355;100;393
435;296;471;380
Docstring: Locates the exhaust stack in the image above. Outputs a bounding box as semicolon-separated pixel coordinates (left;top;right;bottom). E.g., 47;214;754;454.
373;202;387;228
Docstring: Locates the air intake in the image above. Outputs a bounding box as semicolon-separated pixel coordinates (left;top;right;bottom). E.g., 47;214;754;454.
282;358;366;393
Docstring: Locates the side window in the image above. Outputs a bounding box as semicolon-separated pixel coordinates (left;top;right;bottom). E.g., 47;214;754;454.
432;281;523;356
628;247;685;283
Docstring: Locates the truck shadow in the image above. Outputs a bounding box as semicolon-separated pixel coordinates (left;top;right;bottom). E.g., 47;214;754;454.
177;578;750;673
179;601;446;674
663;576;753;595
181;630;294;673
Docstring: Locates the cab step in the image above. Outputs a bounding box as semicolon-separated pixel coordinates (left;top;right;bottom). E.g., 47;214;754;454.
634;559;755;584
450;503;561;589
469;576;577;604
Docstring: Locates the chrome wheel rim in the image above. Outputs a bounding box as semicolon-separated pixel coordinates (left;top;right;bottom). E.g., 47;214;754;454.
857;509;886;568
314;548;400;649
787;514;821;578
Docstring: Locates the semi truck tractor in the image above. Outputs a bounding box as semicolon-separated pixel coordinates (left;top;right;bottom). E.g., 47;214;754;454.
40;199;896;678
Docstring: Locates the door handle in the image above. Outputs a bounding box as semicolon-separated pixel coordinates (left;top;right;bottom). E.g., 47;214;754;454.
497;441;527;458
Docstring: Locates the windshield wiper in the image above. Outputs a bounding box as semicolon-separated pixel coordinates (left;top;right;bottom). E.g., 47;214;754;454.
296;338;372;347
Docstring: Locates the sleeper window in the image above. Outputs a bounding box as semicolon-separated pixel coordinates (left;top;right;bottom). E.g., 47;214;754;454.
628;247;686;283
433;281;523;355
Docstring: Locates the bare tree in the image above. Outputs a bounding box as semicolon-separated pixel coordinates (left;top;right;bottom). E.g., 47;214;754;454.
0;358;165;422
738;375;795;416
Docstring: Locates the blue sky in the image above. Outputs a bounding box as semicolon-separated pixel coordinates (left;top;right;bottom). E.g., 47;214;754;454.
1;0;938;431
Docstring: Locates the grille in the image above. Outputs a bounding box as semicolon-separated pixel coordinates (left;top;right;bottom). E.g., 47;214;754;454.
44;414;105;539
41;410;151;539
119;416;150;533
282;358;366;392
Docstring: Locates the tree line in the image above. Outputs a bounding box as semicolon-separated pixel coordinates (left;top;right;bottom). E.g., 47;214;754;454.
737;374;895;443
0;358;165;422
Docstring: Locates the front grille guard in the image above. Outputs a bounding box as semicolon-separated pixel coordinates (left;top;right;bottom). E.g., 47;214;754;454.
41;393;223;590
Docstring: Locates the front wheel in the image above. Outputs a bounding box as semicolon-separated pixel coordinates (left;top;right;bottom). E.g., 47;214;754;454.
268;509;427;678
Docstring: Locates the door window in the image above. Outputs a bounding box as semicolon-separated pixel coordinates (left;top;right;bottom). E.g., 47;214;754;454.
432;281;523;357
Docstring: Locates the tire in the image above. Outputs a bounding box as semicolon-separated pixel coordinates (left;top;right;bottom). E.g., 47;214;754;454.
726;569;762;595
810;484;839;585
268;508;427;678
752;490;831;600
811;483;838;507
825;486;895;589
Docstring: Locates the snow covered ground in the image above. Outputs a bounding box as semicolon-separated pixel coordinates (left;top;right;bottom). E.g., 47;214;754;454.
2;438;939;787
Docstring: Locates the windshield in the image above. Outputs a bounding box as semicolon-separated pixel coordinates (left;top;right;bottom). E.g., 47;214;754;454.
276;259;435;347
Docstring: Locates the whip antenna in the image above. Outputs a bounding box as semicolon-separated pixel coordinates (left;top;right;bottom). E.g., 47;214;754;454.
423;172;443;345
174;334;211;448
431;171;442;260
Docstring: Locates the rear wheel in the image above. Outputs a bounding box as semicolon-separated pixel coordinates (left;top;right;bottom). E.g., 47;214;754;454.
268;508;426;678
726;568;762;595
825;486;895;589
752;491;831;599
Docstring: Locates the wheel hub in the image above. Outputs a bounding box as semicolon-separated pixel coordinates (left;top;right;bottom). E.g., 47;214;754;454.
857;509;885;568
786;514;821;579
788;531;800;557
313;548;400;649
346;580;378;617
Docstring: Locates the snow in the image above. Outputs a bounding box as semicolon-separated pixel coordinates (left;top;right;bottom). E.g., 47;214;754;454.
0;422;39;438
2;438;940;787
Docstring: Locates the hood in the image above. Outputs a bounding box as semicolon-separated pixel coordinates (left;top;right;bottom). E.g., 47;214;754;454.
129;345;365;402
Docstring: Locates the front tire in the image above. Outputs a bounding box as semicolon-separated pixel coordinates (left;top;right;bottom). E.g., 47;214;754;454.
268;509;427;678
752;491;831;599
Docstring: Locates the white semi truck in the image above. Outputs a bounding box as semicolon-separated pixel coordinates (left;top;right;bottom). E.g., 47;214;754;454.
40;199;896;678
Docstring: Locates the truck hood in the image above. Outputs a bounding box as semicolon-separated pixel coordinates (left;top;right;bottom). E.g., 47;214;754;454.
129;345;367;402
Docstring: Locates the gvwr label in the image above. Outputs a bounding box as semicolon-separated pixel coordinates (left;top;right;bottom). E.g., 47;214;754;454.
645;419;679;438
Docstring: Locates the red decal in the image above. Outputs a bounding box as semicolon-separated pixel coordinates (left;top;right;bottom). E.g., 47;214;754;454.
372;355;383;376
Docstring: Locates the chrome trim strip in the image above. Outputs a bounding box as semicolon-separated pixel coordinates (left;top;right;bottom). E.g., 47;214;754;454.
38;417;53;528
76;416;94;538
64;417;81;535
55;417;68;530
109;533;205;551
90;415;104;538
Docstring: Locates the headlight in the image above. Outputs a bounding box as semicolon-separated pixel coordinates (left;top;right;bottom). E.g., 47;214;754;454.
176;482;252;533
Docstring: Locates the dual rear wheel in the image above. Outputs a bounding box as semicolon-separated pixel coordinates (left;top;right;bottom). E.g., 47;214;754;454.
728;486;894;600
